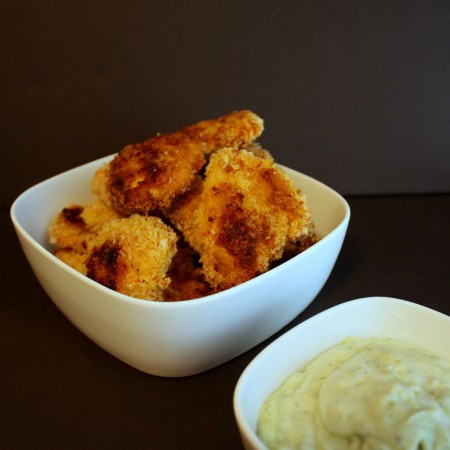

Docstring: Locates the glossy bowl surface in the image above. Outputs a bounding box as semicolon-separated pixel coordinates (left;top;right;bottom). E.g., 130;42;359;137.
10;155;350;377
233;296;450;449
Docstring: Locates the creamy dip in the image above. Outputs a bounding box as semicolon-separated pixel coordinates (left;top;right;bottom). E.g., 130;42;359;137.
257;337;450;450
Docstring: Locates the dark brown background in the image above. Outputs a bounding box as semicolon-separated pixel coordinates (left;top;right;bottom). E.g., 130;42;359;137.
1;0;449;207
1;1;450;449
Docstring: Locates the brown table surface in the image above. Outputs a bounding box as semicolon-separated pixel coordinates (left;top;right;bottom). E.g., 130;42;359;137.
2;194;450;450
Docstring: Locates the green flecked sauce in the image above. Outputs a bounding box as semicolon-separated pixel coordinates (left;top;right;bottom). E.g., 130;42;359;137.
257;337;450;450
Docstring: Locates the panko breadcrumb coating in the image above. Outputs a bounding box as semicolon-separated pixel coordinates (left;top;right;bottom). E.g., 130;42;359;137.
181;109;264;157
85;215;177;300
105;110;264;216
81;199;123;230
92;164;114;208
50;110;316;301
49;204;89;252
49;200;123;272
168;148;314;290
49;201;123;249
270;234;318;269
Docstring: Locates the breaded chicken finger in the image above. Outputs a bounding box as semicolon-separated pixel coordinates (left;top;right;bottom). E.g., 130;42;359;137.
85;215;178;300
168;148;313;290
106;110;264;216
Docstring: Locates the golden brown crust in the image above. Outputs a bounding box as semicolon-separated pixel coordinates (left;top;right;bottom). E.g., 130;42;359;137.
92;164;114;207
49;204;91;252
81;199;123;230
85;215;178;300
49;200;125;276
49;200;123;250
180;110;264;156
106;110;264;216
270;234;318;269
49;110;316;301
109;139;205;215
168;148;313;290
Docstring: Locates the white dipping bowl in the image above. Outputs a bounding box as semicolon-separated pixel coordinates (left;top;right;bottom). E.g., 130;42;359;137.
233;296;450;450
10;155;350;377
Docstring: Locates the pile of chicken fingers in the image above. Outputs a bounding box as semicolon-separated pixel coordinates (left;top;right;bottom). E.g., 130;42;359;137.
49;111;316;301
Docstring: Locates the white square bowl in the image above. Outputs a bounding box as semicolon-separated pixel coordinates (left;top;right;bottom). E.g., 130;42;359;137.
233;296;450;449
10;155;350;377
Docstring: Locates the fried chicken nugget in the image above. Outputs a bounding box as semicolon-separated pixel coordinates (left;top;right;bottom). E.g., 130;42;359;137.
92;164;114;208
85;215;177;300
180;110;264;157
106;110;264;216
168;148;313;291
49;200;123;271
49;204;91;253
49;200;123;248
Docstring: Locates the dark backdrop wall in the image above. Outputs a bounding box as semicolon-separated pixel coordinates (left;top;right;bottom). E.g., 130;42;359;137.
2;0;449;207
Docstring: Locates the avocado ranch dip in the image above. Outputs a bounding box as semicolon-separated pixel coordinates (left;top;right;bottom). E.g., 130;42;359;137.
257;337;450;449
